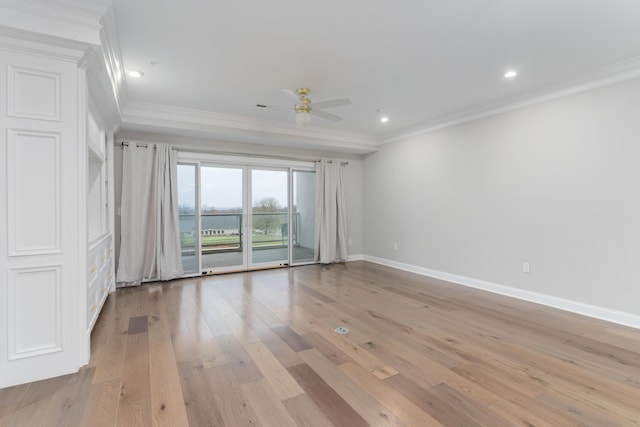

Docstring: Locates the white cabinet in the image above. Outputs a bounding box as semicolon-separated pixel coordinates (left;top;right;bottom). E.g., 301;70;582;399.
86;102;114;336
0;32;115;388
87;235;113;332
0;39;84;388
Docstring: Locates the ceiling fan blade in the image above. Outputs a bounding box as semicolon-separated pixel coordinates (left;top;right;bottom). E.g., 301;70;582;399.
312;98;351;109
311;109;342;122
251;104;292;110
282;89;300;103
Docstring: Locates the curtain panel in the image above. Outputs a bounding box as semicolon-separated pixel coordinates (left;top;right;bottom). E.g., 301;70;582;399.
116;143;183;285
314;159;348;264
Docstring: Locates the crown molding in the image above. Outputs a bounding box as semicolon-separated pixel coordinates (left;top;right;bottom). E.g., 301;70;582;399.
0;26;91;62
380;56;640;145
0;0;110;46
120;102;379;154
84;46;120;130
98;3;125;116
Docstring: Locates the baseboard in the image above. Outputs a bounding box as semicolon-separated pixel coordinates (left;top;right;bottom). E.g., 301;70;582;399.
347;254;364;262
363;255;640;330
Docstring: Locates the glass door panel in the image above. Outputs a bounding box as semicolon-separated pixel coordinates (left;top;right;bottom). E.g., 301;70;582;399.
200;166;245;272
176;160;316;277
177;163;198;274
251;169;289;266
292;170;316;264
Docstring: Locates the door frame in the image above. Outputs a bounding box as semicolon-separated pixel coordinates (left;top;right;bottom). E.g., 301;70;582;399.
199;162;248;275
178;152;315;275
289;169;318;266
248;166;290;270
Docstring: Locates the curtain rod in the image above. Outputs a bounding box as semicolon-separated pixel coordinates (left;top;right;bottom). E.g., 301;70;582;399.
119;142;178;151
119;141;348;165
318;160;349;165
120;142;154;148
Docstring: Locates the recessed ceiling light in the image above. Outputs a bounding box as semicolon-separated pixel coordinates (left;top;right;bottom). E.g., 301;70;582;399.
128;70;144;78
380;116;389;123
504;70;517;79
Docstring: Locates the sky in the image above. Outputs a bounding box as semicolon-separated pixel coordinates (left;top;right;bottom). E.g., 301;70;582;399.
178;165;289;209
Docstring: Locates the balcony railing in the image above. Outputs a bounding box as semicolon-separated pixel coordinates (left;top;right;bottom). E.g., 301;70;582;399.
179;212;301;253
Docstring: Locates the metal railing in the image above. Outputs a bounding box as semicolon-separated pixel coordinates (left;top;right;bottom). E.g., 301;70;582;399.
179;212;301;253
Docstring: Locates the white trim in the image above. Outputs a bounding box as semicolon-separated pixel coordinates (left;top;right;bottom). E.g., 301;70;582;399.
0;30;89;63
347;254;364;262
118;58;640;153
7;265;63;360
98;4;126;117
363;255;640;330
7;66;62;121
88;232;112;252
84;46;121;128
0;0;107;46
7;129;62;256
120;101;379;155
381;57;640;145
77;65;90;365
178;151;315;170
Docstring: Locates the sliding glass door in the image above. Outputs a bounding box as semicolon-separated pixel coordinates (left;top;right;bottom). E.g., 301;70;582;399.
177;163;198;274
200;166;245;273
292;170;316;264
177;158;316;275
250;169;289;268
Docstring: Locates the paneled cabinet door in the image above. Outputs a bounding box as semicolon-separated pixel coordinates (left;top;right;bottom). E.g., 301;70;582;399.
0;47;84;388
87;236;113;332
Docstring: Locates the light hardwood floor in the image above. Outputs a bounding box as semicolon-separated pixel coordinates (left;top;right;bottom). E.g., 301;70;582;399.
2;261;640;426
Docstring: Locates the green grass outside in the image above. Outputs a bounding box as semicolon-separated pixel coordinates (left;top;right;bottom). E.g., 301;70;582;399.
181;234;286;248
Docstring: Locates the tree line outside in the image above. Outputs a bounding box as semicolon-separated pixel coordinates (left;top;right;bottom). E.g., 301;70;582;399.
179;197;288;250
252;196;286;235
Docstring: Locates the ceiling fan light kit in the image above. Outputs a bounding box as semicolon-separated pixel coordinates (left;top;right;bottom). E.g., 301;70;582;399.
295;111;311;126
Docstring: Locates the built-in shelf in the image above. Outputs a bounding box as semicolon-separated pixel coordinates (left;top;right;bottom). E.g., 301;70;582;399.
86;105;113;338
87;234;113;333
88;142;105;163
87;109;108;244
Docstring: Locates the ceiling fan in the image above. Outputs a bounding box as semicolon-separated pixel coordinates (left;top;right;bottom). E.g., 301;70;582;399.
256;88;351;126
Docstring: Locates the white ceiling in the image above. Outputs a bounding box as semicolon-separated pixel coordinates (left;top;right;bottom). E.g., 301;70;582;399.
111;0;640;152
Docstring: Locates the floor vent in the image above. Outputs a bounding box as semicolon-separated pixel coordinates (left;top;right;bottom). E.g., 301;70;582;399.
334;326;350;335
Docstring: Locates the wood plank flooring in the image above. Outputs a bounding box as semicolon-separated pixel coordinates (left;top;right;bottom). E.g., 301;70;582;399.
2;261;640;426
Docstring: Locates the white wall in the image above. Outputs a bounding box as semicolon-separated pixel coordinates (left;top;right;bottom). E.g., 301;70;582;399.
364;77;640;318
113;131;364;271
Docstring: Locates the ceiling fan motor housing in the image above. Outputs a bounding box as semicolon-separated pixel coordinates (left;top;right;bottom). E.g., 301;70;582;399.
295;88;312;113
296;98;312;113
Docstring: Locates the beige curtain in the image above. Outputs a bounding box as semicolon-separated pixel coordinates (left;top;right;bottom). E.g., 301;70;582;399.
116;143;183;285
314;159;348;263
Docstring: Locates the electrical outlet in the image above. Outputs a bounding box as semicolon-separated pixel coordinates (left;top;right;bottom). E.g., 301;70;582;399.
348;238;352;246
522;262;530;273
393;242;398;250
